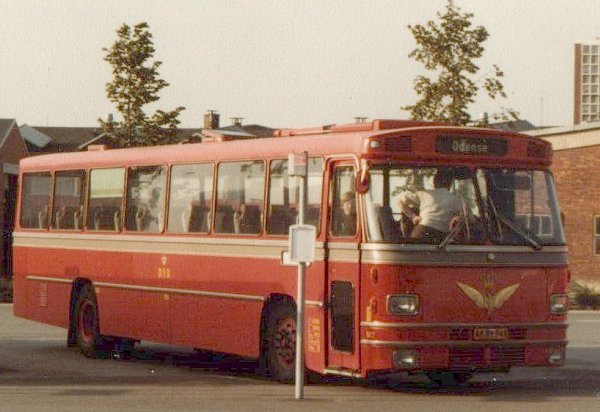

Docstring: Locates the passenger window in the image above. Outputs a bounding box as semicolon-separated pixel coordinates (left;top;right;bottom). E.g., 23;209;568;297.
267;157;323;235
168;163;213;234
330;166;357;237
215;161;264;234
86;168;125;231
125;166;167;233
20;172;52;229
52;170;86;230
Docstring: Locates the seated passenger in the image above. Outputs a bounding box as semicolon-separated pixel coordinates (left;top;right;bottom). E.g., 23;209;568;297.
398;168;462;243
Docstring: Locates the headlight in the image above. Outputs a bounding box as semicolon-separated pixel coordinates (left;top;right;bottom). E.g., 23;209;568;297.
550;294;569;315
387;294;419;316
393;349;419;368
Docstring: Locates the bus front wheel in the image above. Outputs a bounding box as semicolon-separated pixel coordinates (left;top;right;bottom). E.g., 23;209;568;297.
74;284;109;358
264;304;297;383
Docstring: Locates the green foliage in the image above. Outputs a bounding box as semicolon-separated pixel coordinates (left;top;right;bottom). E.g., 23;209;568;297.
572;284;600;309
402;0;517;126
99;22;185;147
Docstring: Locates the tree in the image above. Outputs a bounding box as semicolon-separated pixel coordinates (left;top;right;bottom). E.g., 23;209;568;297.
99;22;185;147
402;0;517;126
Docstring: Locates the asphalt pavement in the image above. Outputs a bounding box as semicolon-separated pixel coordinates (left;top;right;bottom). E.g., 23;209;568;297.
1;305;600;412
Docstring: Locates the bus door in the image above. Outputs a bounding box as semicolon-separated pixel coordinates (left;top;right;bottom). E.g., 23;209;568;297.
324;161;361;372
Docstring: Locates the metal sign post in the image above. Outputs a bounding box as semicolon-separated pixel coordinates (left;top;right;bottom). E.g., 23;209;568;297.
286;152;315;400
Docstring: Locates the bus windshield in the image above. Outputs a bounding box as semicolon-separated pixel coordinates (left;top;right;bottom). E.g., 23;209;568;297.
365;165;565;247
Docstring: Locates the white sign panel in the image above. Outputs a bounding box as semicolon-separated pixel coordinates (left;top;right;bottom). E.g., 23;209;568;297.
288;224;316;263
288;152;307;177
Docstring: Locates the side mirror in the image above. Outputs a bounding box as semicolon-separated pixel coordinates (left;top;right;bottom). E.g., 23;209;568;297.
356;169;370;194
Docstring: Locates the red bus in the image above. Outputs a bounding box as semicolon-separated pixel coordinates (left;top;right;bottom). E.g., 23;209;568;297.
13;119;568;385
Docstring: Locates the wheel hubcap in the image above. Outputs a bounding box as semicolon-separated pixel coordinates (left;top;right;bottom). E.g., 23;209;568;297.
274;317;296;369
78;300;95;343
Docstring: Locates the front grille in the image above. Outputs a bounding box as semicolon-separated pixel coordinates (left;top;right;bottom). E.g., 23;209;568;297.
450;346;525;369
491;346;525;366
527;141;546;158
450;347;484;368
382;137;412;152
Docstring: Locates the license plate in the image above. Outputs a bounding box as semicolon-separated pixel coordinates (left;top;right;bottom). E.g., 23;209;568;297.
472;327;508;341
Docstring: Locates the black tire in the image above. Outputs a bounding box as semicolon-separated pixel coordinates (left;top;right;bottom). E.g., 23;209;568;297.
427;371;473;387
263;304;297;383
74;284;109;358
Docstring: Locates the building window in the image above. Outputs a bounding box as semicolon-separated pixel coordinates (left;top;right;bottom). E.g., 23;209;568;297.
594;216;600;255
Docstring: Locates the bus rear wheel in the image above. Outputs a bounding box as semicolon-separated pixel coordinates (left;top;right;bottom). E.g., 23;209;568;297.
264;304;297;383
74;284;109;358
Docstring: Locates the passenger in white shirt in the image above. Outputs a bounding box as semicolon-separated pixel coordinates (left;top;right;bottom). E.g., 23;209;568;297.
398;169;462;243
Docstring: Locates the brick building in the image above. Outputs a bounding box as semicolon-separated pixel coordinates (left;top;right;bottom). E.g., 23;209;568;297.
527;123;600;288
0;120;30;278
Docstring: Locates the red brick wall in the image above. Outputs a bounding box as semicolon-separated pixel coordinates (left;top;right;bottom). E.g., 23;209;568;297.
574;44;582;125
552;145;600;286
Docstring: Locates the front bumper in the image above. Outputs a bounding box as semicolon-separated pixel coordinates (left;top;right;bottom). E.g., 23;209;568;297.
360;321;567;373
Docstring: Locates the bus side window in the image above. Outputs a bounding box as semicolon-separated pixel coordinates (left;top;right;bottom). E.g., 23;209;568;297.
330;166;357;237
267;159;295;235
215;161;265;235
266;157;323;236
51;170;86;230
125;166;167;233
168;163;214;234
86;168;125;231
20;172;52;229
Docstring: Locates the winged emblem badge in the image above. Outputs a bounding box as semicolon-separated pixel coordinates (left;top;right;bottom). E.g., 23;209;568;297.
457;280;520;316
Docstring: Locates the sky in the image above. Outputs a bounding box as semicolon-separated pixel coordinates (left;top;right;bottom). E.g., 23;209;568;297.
0;0;599;129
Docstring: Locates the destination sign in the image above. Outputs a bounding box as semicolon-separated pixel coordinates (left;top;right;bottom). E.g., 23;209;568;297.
436;135;508;157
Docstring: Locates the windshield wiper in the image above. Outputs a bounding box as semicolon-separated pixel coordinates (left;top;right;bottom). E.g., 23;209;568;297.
483;194;542;251
494;212;542;251
438;217;466;249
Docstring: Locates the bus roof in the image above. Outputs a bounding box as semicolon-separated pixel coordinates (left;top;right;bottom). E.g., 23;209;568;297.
19;120;550;172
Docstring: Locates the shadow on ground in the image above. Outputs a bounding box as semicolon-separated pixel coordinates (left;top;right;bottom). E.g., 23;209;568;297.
2;340;600;402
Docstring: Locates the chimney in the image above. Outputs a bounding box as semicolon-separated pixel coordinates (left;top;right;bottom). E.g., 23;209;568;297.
107;113;114;122
230;117;244;126
354;116;368;124
204;110;220;130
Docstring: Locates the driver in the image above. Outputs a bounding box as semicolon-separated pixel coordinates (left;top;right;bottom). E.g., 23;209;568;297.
398;168;462;243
